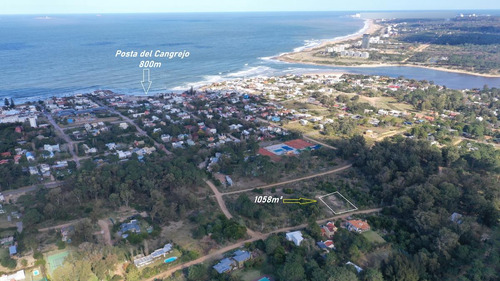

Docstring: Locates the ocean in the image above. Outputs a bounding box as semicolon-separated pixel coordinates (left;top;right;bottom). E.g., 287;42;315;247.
0;11;499;102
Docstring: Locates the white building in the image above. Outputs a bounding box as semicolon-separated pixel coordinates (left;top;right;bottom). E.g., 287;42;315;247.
29;117;37;128
134;244;173;267
286;231;304;246
0;270;25;281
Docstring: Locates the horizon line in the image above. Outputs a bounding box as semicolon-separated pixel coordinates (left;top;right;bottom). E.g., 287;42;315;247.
1;8;499;16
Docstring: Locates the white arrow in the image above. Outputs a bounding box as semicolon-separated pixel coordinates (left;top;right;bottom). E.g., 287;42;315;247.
141;69;152;95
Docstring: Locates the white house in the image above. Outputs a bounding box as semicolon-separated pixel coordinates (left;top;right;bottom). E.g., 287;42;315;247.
0;270;25;281
286;231;304;246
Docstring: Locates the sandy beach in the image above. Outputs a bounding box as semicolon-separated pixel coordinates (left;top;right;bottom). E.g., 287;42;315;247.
309;19;379;51
276;19;500;78
276;19;380;60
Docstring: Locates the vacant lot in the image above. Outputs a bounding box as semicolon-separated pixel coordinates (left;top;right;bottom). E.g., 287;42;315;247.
318;191;357;215
362;230;386;244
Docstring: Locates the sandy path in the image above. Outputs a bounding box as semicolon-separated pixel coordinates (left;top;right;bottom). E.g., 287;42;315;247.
205;180;262;239
303;135;337;150
222;163;352;196
98;219;112;246
145;208;382;281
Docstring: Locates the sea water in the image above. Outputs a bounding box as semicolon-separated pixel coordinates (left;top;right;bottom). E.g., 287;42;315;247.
0;11;499;102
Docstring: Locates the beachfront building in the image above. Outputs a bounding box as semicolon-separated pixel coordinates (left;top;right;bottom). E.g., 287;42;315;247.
340;50;370;59
362;34;370;49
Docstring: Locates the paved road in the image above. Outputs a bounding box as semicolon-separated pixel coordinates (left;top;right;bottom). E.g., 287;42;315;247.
93;100;172;155
222;163;352;196
145;208;382;281
44;112;81;168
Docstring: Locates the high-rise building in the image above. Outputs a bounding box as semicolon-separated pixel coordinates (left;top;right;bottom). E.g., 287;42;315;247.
362;34;370;49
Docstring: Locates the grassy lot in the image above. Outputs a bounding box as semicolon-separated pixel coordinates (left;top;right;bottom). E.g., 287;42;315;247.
161;221;204;253
359;96;413;111
362;230;386;244
280;101;326;112
282;121;316;134
234;268;266;281
46;249;70;276
58;116;122;128
160;199;220;255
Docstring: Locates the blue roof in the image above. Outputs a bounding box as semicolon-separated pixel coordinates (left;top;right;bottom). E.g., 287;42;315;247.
120;221;140;233
151;244;172;258
9;245;17;255
317;242;327;249
57;110;76;117
213;258;234;273
233;250;251;263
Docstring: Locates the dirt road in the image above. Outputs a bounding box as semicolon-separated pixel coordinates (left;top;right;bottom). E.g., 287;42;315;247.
145;208;382;281
205;180;262;239
303;135;337;150
149;164;360;281
98;219;113;246
222;163;352;196
38;219;84;232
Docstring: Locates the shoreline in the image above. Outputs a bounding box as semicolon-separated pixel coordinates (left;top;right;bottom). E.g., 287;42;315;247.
278;57;500;78
275;18;377;59
276;18;500;79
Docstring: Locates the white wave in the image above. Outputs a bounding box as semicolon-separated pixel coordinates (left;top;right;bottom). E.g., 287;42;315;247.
260;18;370;62
34;16;54;20
170;65;277;91
171;75;225;91
293;39;322;52
318;19;370;46
227;66;273;78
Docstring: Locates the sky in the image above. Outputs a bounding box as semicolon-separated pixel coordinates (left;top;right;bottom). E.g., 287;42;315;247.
2;0;499;14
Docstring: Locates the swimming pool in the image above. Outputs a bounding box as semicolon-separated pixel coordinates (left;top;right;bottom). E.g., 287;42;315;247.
258;277;271;281
164;257;178;263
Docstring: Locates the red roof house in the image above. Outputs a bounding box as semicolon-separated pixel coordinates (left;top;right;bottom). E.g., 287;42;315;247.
346;220;370;233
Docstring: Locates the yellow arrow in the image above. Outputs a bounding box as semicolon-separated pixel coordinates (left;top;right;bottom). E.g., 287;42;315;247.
282;198;317;205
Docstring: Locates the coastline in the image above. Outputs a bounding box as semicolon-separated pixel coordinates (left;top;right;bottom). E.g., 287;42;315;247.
276;18;500;79
278;58;500;78
275;18;377;59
